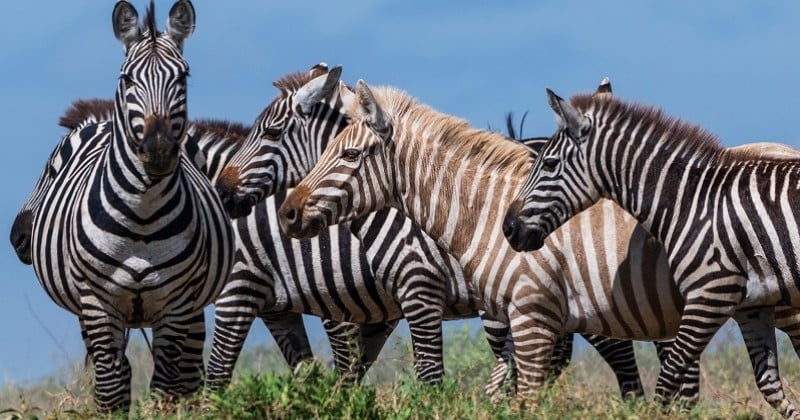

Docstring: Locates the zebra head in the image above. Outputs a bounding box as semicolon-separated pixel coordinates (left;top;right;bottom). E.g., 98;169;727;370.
11;141;74;265
503;88;603;252
112;0;195;180
278;79;393;239
216;64;348;218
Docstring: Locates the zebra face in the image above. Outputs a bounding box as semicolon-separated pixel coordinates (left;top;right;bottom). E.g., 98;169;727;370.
504;89;597;252
217;65;346;218
278;80;393;239
113;0;195;180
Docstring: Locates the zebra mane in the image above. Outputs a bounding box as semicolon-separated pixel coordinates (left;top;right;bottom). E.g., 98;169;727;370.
143;1;158;42
367;86;532;175
191;119;251;145
58;98;115;130
272;71;318;94
569;93;797;165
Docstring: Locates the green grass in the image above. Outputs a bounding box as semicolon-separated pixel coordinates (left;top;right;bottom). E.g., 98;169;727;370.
1;322;798;419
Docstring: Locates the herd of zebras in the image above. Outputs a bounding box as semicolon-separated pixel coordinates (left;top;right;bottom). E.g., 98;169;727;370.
8;0;800;416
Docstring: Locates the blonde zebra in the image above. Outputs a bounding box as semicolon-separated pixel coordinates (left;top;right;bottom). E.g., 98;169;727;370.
276;80;800;416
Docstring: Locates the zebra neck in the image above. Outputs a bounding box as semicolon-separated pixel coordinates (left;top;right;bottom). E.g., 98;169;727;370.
104;120;183;210
392;130;530;268
594;125;711;247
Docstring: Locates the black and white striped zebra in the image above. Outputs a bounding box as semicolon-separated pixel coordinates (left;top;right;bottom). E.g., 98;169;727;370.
24;1;235;411
505;88;800;416
208;64;508;387
10;102;324;380
11;92;482;393
212;65;652;396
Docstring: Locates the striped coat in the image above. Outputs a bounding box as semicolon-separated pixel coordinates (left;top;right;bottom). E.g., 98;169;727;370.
277;81;800;416
506;89;800;417
26;1;234;412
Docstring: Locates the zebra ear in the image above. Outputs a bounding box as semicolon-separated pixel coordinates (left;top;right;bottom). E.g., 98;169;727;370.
593;77;612;99
547;88;590;144
294;66;343;114
355;80;391;140
308;62;329;79
113;1;141;51
166;0;196;48
339;81;356;114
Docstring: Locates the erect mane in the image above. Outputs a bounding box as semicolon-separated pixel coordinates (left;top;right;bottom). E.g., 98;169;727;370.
368;86;533;175
272;71;318;94
191;119;251;145
143;1;158;42
58;98;115;130
569;94;799;164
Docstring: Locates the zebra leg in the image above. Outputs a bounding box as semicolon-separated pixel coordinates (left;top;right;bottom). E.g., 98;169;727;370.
206;272;267;390
358;320;398;375
206;308;257;390
323;320;397;382
509;308;560;396
548;333;574;379
481;312;516;397
79;312;132;412
654;292;742;408
655;340;701;405
151;317;196;399
774;307;800;359
401;297;446;383
735;307;799;419
324;320;365;381
583;334;644;398
174;312;206;396
261;312;314;372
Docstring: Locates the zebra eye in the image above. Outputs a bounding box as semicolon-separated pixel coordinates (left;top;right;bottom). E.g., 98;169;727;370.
120;73;134;86
541;157;560;171
261;128;282;140
342;148;361;162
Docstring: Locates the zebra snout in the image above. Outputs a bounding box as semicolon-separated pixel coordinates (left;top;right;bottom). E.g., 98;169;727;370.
139;116;180;178
277;186;324;239
502;206;546;252
10;210;34;265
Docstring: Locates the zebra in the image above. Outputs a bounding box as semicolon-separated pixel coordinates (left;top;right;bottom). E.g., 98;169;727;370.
503;87;800;416
208;64;560;390
10;91;523;396
11;100;325;381
23;1;236;411
209;64;654;395
275;79;800;416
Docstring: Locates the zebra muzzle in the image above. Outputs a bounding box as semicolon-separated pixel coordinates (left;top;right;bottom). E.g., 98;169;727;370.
503;209;546;252
277;186;325;239
10;209;33;265
139;116;180;178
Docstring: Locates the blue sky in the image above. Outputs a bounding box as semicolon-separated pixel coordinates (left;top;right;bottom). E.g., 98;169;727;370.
2;1;800;383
